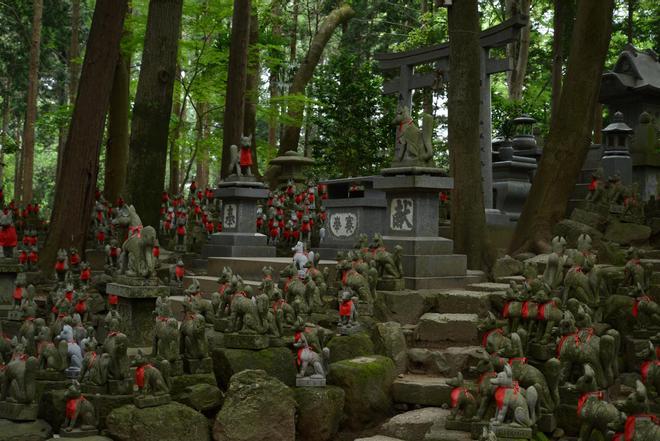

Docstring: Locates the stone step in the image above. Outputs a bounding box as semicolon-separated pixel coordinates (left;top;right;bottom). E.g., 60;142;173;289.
403;271;484;290
406;345;488;378
182;275;261;295
207;256;337;281
494;275;525;284
414;313;479;345
641;258;660;272
467;282;509;292
392;374;455;407
435;289;490;315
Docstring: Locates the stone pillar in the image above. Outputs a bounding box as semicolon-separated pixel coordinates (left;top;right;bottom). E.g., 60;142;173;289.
373;174;467;289
201;181;275;258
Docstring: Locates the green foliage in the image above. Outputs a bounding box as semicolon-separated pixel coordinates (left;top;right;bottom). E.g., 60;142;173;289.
309;52;394;178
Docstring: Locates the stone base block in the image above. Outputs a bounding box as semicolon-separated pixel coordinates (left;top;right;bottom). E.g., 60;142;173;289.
107;280;169;297
357;301;373;316
0;401;38;421
445;419;473;432
296;376;326;387
214;317;231;332
169;359;184;377
223;333;270;349
134;393;171;409
65;367;81;379
108;379;133;395
59;427;99;438
202;244;277;258
269;337;285;347
383;236;454;255
7;310;22;321
36;370;67;381
538;413;557;433
81;384;107;395
471;422;489;439
493;424;532;439
400;254;467;278
183;357;213;374
338;324;362;335
376;278;405;291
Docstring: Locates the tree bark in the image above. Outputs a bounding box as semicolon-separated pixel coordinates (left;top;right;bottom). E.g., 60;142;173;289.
268;0;283;150
125;0;183;227
509;0;615;255
550;0;566;126
220;0;252;179
69;0;81;104
20;0;43;204
244;4;261;177
41;0;129;271
0;93;9;185
13;122;21;202
105;38;131;203
278;5;355;154
195;103;209;190
169;75;184;194
448;0;491;270
506;0;531;101
290;0;299;63
627;0;635;44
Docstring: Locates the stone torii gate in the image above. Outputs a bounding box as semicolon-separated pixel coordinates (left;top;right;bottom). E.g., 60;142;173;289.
374;15;527;209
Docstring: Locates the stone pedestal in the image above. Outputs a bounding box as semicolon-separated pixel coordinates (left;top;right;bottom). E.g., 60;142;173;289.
201;181;275;258
0;259;20;319
296;376;326;387
134;393;171;409
373;173;468;289
105;276;169;346
0;402;38;421
491;147;537;222
337;323;362;336
315;177;387;258
60;428;99;438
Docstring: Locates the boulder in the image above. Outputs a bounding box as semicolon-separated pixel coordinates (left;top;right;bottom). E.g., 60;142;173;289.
407;346;487;377
294;386;345;441
212;347;296;389
327;332;374;364
604;220;651;245
415;313;478;344
0;419;52;441
380;408;446;441
170;373;217;396
106;402;210;441
553;220;603;248
355;437;405;441
374;291;435;325
327;355;396;430
492;255;523;279
570;208;608;232
423;410;472;441
372;322;408;375
175;383;224;413
213;370;296;441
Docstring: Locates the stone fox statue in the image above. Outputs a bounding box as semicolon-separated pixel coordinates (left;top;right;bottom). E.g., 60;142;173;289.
113;205;157;278
1;337;38;403
62;380;97;433
489;364;538;427
393;105;434;167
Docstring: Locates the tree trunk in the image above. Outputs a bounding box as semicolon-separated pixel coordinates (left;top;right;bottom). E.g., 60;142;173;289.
20;0;43;204
268;0;282;150
13;122;21;202
592;103;603;144
220;0;252;179
41;0;129;271
506;0;531;101
448;0;491;270
169;75;184;194
509;0;615;254
627;0;635;44
278;5;355;154
290;0;299;63
125;0;183;227
195;103;209;190
550;0;566;126
105;38;131;203
244;4;261;177
0;93;9;185
56;82;67;181
69;0;81;104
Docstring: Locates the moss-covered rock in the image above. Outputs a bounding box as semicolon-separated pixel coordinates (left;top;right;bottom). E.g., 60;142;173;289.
169;373;217;396
327;355;396;430
605;220;651;245
212;347;296;389
212;370;296;441
106;402;210;441
294;386;345;441
175;383;224;414
0;419;52;441
326;332;374;364
372;322;407;375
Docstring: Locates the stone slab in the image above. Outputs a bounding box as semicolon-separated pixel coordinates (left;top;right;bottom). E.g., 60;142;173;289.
467;282;510;292
392;374;452;407
400;254;467;278
434;290;489;315
373;174;453;190
201;244;277;258
296;377;326;387
214;184;269;199
338;324;363;336
59;428;99;438
207;232;270;246
383;236;454;255
183;356;213;374
493;424;532;439
415;313;479;344
134;393;171;409
0;401;38;421
106;282;169;298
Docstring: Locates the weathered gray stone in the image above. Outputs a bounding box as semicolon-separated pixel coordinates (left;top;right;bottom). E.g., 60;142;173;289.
380;407;446;441
570;208;608;232
553;219;603;248
212;370;295;441
423;409;473;441
374;290;435;325
355;437;405;441
372;322;408;375
327;355;396;430
434;290;488;315
605;220;651;245
415;313;478;344
492;255;523;279
212;347;297;389
392;374;451;407
0;419;52;441
327;332;374;364
48;437;113;441
407;346;487;377
175;383;223;413
294;386;345;441
106;402;210;441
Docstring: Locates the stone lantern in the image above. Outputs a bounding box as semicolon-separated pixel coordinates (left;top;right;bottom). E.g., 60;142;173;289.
601;111;633;184
511;115;542;159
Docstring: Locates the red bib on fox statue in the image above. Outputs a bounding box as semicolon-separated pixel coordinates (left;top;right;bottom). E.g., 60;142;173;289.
240;144;253;167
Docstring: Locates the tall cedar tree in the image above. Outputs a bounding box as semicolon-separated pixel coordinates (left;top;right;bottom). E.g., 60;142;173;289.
220;0;252;179
243;4;261;177
448;0;492;270
510;0;615;254
20;0;43;203
41;0;129;271
125;0;183;227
